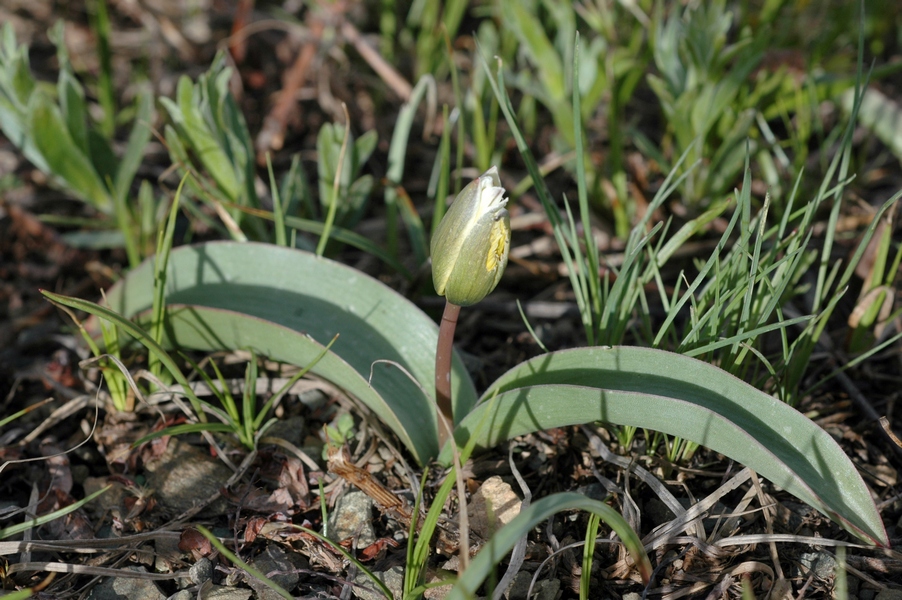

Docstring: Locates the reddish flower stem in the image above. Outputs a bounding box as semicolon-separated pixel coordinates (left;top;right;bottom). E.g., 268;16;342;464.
435;301;461;449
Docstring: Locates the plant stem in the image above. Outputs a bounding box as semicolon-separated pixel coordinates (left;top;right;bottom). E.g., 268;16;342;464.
435;301;461;449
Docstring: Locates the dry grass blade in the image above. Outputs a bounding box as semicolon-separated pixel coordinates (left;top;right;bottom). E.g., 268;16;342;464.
5;562;190;580
585;428;706;540
640;467;755;551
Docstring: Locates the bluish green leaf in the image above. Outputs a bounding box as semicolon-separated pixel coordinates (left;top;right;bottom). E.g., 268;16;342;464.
95;241;477;464
447;346;887;546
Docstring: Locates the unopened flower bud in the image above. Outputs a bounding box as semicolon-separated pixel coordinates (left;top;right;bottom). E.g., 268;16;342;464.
431;166;510;306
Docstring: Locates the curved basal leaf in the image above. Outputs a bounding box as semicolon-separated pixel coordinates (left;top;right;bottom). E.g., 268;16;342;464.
448;346;886;546
447;492;651;600
96;241;478;464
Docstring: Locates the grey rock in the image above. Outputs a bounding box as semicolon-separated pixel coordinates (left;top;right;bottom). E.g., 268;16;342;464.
143;439;233;516
201;586;253;600
328;490;376;548
623;594;642;600
797;551;837;580
189;557;214;585
351;565;403;600
87;566;165;600
245;543;306;600
532;579;560;600
875;590;902;600
263;416;306;448
503;571;534;600
574;483;607;502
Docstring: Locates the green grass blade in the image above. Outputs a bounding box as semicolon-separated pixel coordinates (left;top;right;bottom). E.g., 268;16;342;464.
133;422;237;447
0;485;111;540
113;86;153;206
281;214;410;278
581;512;602;600
42;290;208;422
447;492;650;599
194;525;293;600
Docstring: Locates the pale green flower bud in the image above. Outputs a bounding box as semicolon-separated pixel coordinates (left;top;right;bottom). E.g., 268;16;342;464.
431;166;511;306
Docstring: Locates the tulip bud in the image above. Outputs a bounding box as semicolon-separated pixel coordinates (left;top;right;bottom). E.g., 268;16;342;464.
431;166;511;306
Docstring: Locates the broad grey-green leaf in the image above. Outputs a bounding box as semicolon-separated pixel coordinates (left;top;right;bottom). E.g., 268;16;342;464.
139;304;421;457
448;346;887;546
98;241;478;464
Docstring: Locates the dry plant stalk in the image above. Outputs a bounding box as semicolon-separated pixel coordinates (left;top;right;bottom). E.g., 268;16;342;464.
325;443;481;556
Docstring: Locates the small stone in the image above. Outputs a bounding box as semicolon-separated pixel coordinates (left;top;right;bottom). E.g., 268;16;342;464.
574;483;607;502
468;476;521;539
351;565;403;600
143;439;233;517
189;557;213;585
201;586;253;600
87;566;165;600
797;551;837;580
622;594;642;600
246;543;306;599
503;571;533;600
424;562;456;599
532;579;560;600
845;576;860;598
328;490;376;548
876;590;902;600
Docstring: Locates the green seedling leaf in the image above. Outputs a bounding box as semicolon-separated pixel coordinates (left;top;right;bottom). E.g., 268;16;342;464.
57;68;89;155
161;77;241;202
385;75;434;263
447;346;886;546
447;492;651;599
0;398;52;429
501;1;565;103
113;85;154;205
91;241;477;464
27;93;112;213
